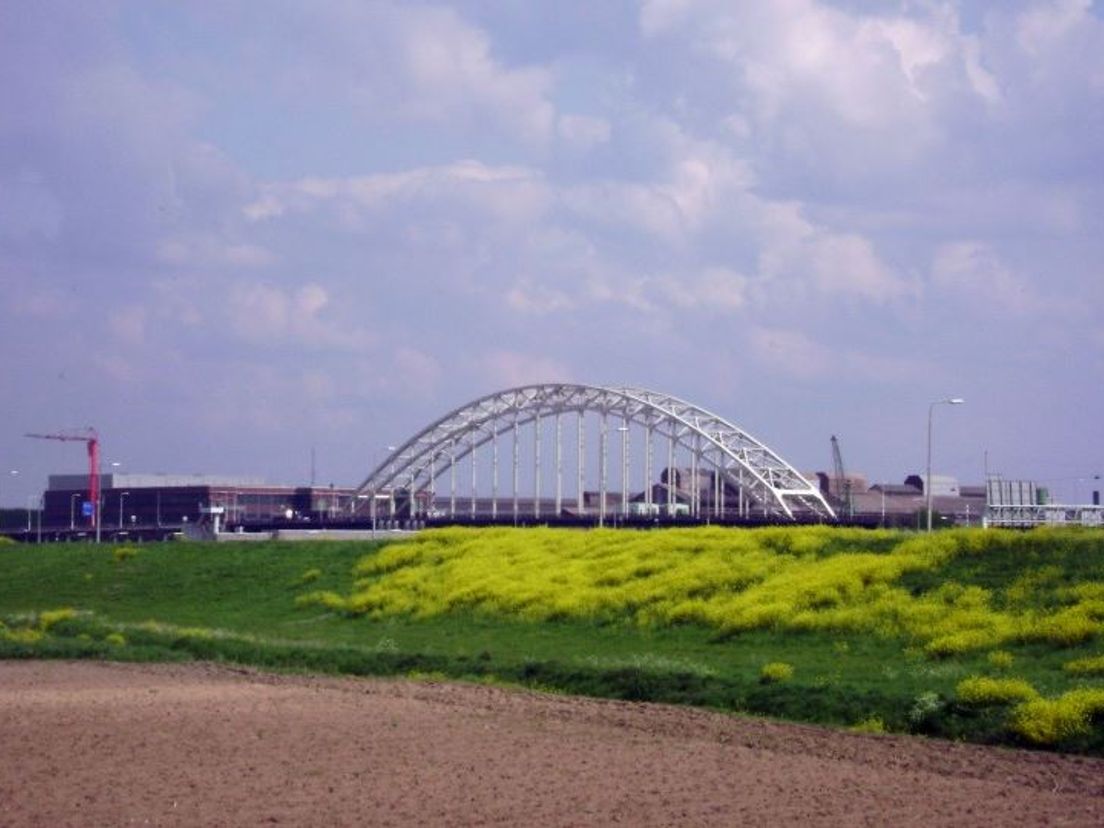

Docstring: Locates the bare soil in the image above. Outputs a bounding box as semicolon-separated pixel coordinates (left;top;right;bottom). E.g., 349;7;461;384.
1;661;1102;826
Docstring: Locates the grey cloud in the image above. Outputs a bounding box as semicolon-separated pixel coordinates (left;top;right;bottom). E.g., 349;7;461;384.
1;1;1101;503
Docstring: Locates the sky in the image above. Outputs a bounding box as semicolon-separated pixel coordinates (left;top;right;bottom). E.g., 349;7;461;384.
2;0;1102;507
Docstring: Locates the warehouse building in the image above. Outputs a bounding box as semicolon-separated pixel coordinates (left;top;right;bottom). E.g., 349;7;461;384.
42;473;357;537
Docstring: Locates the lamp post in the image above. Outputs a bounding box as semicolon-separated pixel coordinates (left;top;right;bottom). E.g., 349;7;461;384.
70;493;81;530
119;491;130;530
926;397;964;532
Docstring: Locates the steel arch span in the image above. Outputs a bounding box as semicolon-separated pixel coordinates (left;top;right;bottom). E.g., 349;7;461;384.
355;384;835;523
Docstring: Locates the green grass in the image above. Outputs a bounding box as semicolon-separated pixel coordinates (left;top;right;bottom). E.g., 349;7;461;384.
1;527;1102;754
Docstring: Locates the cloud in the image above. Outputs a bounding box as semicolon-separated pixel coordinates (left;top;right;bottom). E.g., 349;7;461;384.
637;0;1009;185
225;282;373;351
7;281;77;320
214;2;558;145
930;242;1036;314
480;351;573;388
676;266;748;311
193;364;340;433
108;305;147;346
506;280;576;314
246;161;549;229
556;131;757;250
557;114;611;149
748;326;929;382
616;266;749;315
1016;0;1094;56
391;347;443;399
242;121;903;320
388;5;556;141
748;327;830;380
0;170;64;241
1;1;1101;501
91;353;140;385
756;201;906;302
155;236;276;269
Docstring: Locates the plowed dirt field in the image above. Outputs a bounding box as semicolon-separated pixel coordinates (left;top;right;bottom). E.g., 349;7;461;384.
1;661;1102;826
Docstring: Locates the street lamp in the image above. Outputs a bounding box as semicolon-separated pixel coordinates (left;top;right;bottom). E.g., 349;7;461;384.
119;491;130;530
926;397;964;532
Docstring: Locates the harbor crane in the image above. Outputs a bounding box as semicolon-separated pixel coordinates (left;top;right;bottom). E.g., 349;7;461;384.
830;434;854;520
25;428;101;535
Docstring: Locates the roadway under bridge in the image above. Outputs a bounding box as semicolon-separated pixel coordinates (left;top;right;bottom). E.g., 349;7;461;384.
353;384;836;525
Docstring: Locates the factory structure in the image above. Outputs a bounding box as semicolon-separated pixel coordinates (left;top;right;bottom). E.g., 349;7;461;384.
6;465;1096;542
38;468;990;533
4;386;1099;540
30;473;356;539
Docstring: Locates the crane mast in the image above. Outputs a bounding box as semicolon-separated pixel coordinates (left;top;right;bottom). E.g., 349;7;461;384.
830;434;853;520
25;428;101;535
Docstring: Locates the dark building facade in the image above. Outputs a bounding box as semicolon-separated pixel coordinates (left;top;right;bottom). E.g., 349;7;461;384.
42;473;356;536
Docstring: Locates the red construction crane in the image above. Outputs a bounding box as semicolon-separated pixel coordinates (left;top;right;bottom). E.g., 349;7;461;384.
25;428;100;532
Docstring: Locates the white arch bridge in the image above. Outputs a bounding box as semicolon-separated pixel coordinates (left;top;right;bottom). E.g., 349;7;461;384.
353;384;835;525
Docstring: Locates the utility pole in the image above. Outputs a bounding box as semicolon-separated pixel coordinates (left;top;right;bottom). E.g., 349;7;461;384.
926;398;964;532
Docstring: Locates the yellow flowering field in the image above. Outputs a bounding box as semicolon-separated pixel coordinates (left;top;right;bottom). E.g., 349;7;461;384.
312;525;1104;658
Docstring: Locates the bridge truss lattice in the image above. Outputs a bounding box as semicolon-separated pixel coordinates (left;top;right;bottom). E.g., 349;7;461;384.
353;384;835;523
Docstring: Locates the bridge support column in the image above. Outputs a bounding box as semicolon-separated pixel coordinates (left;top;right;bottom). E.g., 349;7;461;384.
469;432;477;520
620;416;629;517
667;433;675;516
599;411;608;526
429;456;436;518
534;413;542;520
555;412;562;517
492;428;499;520
714;458;721;519
577;411;585;515
450;442;456;518
512;414;519;524
691;434;699;518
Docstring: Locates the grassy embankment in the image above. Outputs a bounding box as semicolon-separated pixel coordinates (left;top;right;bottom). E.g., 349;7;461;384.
1;526;1103;752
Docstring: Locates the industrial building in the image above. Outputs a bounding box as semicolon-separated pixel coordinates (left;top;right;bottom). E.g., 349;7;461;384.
4;467;1097;541
38;474;358;540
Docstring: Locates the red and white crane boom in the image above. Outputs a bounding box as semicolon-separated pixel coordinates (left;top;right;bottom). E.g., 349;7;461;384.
25;428;101;532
